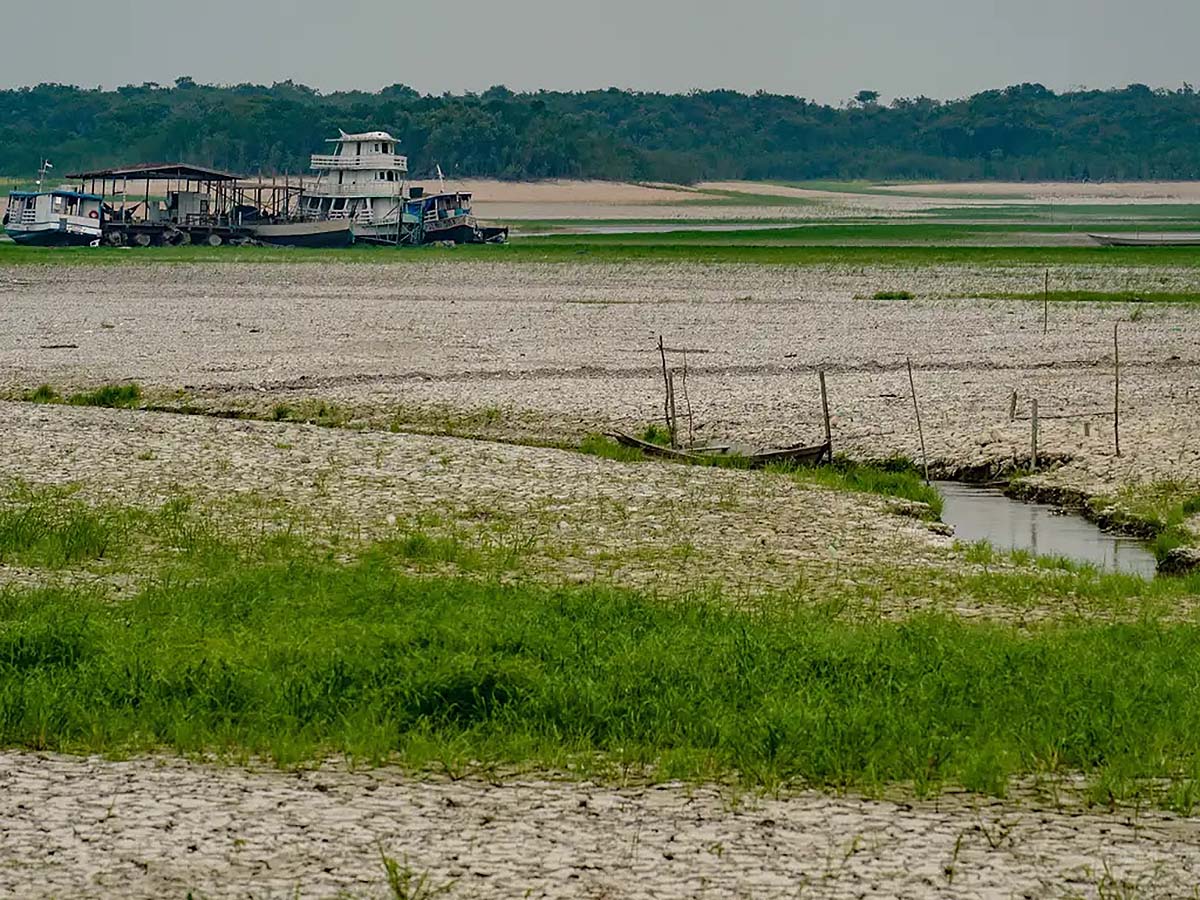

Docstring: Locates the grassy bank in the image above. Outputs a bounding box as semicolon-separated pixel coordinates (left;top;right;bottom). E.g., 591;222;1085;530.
2;499;1200;809
2;478;1200;803
5;237;1200;268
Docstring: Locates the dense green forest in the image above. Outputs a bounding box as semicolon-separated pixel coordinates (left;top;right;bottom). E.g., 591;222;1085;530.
4;78;1200;182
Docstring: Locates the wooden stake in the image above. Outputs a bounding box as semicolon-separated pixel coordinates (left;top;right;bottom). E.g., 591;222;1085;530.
667;372;679;449
907;358;930;484
681;350;695;446
1008;390;1018;423
657;335;675;447
1031;398;1039;469
1114;322;1121;457
1043;270;1049;335
819;370;832;458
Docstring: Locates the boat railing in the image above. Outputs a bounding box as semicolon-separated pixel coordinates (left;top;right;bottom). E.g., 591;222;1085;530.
310;153;408;172
307;182;406;198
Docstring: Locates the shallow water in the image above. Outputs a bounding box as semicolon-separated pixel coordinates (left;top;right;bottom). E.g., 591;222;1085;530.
936;481;1158;578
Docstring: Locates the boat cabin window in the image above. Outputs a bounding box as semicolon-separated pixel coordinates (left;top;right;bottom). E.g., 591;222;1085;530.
331;198;347;211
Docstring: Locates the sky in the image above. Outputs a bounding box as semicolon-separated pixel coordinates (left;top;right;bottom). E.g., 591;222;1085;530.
3;0;1198;103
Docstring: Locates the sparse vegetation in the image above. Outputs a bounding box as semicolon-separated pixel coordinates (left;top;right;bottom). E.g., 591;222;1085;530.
873;290;915;300
66;383;142;409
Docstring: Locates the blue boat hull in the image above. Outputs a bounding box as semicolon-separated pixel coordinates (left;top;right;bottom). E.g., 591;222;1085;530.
4;227;98;247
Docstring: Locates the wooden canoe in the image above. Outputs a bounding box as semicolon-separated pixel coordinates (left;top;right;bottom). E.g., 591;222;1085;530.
606;431;831;468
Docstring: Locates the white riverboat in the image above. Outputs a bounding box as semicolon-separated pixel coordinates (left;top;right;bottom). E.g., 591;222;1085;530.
3;162;103;246
303;130;507;245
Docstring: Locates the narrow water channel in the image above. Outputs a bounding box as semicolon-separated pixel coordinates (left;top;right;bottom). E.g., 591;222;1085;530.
935;481;1158;578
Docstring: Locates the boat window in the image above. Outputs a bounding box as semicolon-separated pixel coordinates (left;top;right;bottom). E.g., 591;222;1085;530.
332;198;347;211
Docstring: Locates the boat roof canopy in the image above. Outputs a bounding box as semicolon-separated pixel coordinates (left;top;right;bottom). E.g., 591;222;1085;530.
66;162;241;183
330;130;398;143
9;189;103;201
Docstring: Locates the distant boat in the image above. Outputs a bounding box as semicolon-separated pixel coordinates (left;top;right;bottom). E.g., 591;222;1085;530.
3;161;103;246
1089;232;1200;247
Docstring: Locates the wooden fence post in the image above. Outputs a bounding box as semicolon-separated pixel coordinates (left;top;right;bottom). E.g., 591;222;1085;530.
1114;322;1121;457
819;370;832;459
658;335;675;447
667;372;679;449
907;358;930;484
1031;398;1039;469
1043;269;1049;335
1008;390;1018;423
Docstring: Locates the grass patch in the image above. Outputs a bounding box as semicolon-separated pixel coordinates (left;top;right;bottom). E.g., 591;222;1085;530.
788;456;943;518
23;384;60;404
1090;482;1200;562
66;383;142;409
4;532;1200;804
7;238;1200;268
0;484;134;568
873;290;915;300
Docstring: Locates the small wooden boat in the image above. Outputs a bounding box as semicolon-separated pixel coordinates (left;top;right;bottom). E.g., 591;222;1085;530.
1089;232;1200;247
606;431;831;468
250;218;354;248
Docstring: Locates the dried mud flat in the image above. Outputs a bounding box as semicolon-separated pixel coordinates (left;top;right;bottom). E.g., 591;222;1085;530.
3;752;1198;900
0;400;949;606
4;258;1200;898
2;259;1199;498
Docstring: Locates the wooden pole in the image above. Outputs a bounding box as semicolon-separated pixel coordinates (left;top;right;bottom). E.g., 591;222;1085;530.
1043;270;1049;335
658;335;675;447
1008;390;1018;423
1031;398;1039;469
667;372;679;448
681;350;695;446
819;370;832;458
1114;322;1121;457
907;358;930;484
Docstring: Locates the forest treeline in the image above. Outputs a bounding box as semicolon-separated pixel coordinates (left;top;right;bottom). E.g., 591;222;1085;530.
4;78;1200;183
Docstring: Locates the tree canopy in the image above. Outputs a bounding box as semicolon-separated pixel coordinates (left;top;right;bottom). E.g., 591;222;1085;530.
3;79;1200;183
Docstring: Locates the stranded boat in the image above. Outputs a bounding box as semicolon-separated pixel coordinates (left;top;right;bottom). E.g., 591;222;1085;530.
1089;232;1200;247
304;130;507;245
3;161;103;246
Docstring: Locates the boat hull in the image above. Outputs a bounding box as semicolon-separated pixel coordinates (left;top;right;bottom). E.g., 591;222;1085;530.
250;219;354;248
4;222;101;247
1089;233;1200;247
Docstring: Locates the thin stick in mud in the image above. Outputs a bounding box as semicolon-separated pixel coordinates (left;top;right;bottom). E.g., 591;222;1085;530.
907;358;930;483
1031;398;1039;469
658;335;675;447
819;370;832;455
1114;322;1121;457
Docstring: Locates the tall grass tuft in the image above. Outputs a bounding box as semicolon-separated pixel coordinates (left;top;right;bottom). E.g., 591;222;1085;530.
67;384;142;409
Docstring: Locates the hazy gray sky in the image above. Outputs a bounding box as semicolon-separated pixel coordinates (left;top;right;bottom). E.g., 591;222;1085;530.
5;0;1198;102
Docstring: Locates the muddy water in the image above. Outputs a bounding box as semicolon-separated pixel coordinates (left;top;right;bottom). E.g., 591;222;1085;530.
936;481;1158;578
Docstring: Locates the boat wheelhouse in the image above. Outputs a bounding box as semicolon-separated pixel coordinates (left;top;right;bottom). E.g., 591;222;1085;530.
3;186;104;246
304;130;410;243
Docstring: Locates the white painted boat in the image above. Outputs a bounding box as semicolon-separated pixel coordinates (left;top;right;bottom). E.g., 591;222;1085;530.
1089;232;1200;247
3;161;103;246
250;218;354;248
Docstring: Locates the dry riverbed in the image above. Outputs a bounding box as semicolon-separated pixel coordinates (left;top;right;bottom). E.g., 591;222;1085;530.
2;752;1197;900
3;258;1200;898
2;259;1199;503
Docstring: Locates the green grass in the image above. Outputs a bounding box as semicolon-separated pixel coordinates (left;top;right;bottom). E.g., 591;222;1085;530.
790;456;943;519
2;484;1200;807
7;236;1200;267
66;383;142;409
1089;482;1200;562
4;510;1200;806
873;290;915;300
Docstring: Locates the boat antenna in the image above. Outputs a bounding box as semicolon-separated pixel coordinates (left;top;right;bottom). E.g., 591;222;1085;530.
36;159;52;189
436;164;446;193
